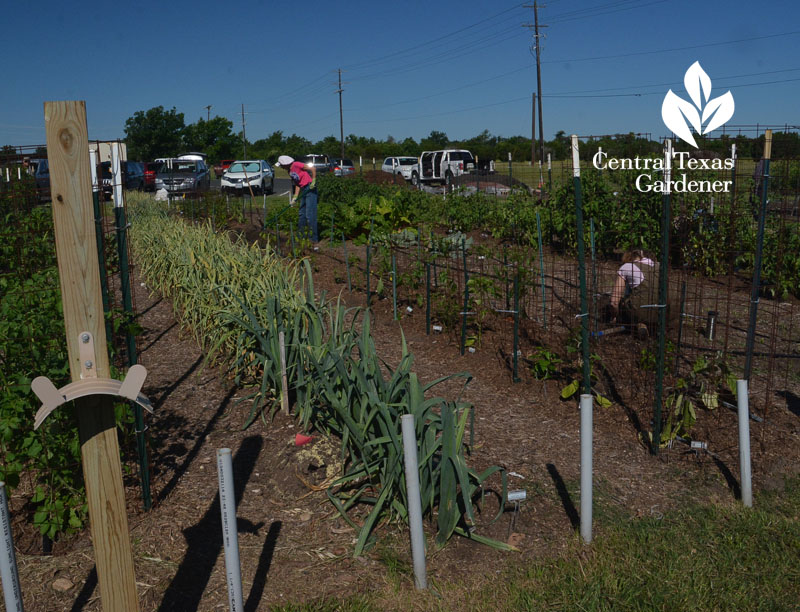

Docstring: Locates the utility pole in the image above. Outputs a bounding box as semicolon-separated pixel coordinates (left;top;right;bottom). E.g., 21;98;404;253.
531;92;536;166
524;3;547;164
337;69;345;159
205;105;212;122
241;104;247;158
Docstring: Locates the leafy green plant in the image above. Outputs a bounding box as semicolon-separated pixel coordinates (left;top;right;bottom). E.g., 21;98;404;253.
528;346;563;381
658;354;737;445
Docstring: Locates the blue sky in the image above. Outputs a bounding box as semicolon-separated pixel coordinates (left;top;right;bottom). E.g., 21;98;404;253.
2;0;799;148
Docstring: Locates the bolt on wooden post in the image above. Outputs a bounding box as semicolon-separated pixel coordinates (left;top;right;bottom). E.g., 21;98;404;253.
44;101;140;611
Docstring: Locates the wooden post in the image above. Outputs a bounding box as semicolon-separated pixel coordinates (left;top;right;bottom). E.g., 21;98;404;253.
44;101;139;611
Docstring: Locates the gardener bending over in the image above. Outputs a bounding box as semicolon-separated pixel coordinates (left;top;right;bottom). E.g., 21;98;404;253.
276;155;319;244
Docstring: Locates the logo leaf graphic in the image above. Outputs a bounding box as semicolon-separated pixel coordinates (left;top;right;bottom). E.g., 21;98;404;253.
684;61;712;110
662;90;700;148
702;91;735;134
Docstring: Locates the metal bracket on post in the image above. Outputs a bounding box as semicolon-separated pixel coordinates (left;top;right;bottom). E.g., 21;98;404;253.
31;332;153;430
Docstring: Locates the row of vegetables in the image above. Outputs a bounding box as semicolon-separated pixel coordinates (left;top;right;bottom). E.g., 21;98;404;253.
128;196;512;553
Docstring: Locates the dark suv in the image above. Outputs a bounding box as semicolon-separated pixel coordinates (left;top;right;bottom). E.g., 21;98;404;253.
99;161;145;197
154;159;211;194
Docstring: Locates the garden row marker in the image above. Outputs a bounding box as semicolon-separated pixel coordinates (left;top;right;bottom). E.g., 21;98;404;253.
580;394;593;544
42;100;140;611
400;415;427;590
744;130;773;381
1;482;24;612
737;380;753;507
217;449;244;611
279;331;289;415
111;141;152;510
652;139;673;452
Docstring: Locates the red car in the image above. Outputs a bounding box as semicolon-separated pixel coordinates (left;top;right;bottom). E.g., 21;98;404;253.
143;162;160;191
214;159;235;177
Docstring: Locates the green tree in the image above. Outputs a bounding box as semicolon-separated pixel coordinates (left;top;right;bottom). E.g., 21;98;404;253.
421;130;449;151
183;117;239;163
124;106;185;161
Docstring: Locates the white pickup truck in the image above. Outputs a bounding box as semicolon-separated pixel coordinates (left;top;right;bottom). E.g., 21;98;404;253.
410;149;475;187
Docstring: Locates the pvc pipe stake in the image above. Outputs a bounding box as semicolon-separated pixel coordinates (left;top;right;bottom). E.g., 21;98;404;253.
400;415;427;590
580;394;593;544
737;380;753;507
1;482;24;612
217;449;244;611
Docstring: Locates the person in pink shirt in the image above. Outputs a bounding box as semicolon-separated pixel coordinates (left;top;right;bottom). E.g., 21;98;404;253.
276;155;318;243
608;249;656;324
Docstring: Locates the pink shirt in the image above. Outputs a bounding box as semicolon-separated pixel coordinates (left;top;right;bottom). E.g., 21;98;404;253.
288;161;312;188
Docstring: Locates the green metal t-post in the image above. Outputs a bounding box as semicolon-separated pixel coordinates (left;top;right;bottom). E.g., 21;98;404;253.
111;144;152;510
744;131;773;381
571;135;591;395
652;139;673;453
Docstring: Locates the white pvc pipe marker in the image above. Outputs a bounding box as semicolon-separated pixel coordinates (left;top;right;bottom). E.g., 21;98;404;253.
580;394;593;544
1;482;24;612
400;414;427;590
737;380;753;507
217;449;244;611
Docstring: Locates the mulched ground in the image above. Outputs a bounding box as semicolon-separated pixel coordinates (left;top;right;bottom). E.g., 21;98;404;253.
9;223;800;611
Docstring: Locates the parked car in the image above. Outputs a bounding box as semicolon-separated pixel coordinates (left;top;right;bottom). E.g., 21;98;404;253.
221;160;274;195
143;162;159;191
99;160;145;197
29;158;51;201
177;152;208;162
330;157;355;177
154;159;211;194
299;154;332;174
213;159;235;177
411;149;475;187
381;156;419;181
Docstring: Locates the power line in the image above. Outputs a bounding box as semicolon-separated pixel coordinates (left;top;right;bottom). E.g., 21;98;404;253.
544;30;800;64
342;2;525;72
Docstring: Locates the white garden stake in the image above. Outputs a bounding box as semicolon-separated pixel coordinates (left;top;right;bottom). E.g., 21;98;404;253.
1;482;24;612
580;393;593;544
737;380;753;507
217;449;244;611
401;414;427;590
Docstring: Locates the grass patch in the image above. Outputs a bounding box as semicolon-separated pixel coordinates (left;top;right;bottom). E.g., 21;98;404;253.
271;478;800;611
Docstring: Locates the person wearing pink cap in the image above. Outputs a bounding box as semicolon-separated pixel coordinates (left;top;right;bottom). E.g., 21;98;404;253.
276;155;318;243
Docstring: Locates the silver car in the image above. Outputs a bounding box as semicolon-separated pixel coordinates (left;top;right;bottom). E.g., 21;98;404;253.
221;160;275;195
330;157;355;176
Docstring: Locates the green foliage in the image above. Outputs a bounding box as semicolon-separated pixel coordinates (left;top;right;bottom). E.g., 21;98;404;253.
659;354;736;445
528;346;563;381
124;105;186;161
1;209;81;538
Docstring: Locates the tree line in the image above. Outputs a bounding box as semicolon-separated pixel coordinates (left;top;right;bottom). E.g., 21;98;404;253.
4;106;796;165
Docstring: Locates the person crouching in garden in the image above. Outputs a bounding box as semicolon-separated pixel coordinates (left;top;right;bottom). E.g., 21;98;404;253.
276;155;318;244
607;249;659;330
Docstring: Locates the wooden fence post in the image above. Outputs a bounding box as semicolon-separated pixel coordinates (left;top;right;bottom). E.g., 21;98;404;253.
44;101;139;611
